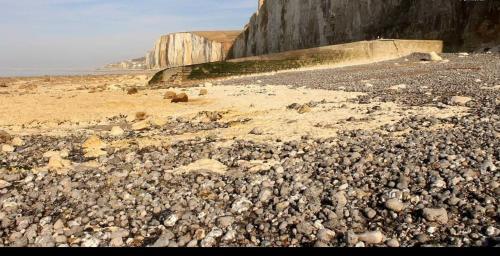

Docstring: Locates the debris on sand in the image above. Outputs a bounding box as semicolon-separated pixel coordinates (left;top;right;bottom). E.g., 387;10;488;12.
109;126;124;137
0;130;12;144
164;91;177;99
127;87;139;95
171;93;189;103
82;135;107;158
449;96;472;106
132;120;150;131
135;112;148;121
199;89;208;96
175;159;228;175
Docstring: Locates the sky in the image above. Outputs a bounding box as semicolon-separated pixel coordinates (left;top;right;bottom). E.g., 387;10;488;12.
0;0;257;76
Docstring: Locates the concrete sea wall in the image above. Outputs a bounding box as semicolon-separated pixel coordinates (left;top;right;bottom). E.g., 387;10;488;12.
229;39;443;63
149;39;443;86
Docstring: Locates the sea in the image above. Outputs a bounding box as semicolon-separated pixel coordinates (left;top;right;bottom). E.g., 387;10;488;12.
0;67;148;77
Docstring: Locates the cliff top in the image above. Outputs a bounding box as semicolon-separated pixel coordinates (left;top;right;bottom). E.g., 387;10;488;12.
191;31;242;44
158;31;242;44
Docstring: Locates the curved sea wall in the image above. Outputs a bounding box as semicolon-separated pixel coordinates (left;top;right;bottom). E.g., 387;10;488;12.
231;0;500;58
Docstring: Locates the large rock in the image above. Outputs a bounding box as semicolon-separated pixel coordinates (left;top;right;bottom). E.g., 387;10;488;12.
151;117;168;127
414;52;444;61
43;150;68;159
231;197;253;213
176;159;228;175
385;199;405;212
216;216;235;229
298;105;312;114
127;87;138;95
83;135;106;149
11;137;24;146
109;126;124;137
356;231;385;245
427;52;443;61
135;112;148;121
132;120;150;131
423;208;449;224
450;96;472;106
171;93;189;103
47;155;72;174
1;144;14;153
0;180;11;189
317;229;336;242
199;89;208;96
231;0;500;58
0;130;12;144
82;135;107;158
257;188;273;202
164;91;177;99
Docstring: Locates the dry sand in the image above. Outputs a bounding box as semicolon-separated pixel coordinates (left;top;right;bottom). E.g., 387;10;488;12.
0;74;467;144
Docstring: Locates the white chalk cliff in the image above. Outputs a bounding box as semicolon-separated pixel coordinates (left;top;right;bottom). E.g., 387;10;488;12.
108;0;499;70
146;31;241;69
230;0;500;58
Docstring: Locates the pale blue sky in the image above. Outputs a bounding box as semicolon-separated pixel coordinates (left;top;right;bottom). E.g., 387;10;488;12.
0;0;256;75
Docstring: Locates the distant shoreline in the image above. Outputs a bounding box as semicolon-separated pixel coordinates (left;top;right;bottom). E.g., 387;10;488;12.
0;68;156;78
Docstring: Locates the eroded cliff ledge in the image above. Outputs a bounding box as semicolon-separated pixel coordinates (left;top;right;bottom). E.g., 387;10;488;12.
231;0;500;58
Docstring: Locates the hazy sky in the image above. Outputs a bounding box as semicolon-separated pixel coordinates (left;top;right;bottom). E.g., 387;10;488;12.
0;0;256;74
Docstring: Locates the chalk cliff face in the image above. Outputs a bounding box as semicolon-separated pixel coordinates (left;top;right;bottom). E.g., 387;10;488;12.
231;0;500;58
147;31;241;69
103;57;146;70
145;51;155;70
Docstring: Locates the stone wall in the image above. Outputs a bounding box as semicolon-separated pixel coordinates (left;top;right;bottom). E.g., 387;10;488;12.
230;0;500;58
229;39;443;63
147;31;241;69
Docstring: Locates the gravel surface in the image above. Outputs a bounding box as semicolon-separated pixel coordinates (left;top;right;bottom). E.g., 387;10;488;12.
222;53;500;109
0;53;499;247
